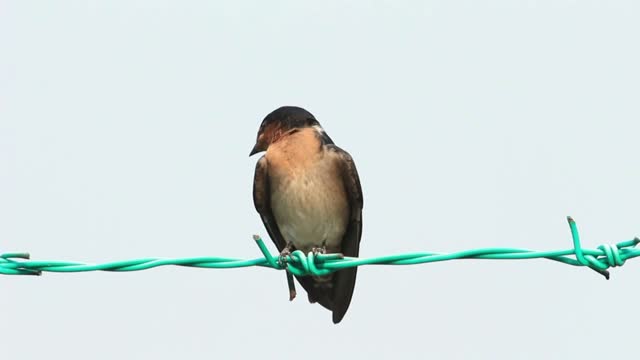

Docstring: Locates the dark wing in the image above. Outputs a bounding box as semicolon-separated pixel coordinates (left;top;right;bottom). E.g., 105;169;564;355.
252;156;286;251
252;156;334;310
327;145;363;324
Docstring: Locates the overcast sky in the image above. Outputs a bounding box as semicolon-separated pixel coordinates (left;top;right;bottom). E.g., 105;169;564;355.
1;1;639;359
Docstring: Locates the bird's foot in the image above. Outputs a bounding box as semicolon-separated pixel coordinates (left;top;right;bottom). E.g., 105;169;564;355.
311;246;327;255
278;244;293;267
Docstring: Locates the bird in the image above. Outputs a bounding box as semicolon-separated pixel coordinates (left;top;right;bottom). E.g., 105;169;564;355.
250;106;363;324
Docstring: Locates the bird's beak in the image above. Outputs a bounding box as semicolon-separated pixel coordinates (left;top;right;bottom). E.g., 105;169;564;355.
249;142;262;156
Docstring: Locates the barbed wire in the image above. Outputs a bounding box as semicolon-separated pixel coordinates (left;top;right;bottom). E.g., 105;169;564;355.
1;217;638;279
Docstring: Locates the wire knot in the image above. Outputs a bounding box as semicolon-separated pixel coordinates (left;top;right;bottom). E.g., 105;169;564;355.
596;244;625;267
282;250;342;277
251;236;344;276
567;217;640;279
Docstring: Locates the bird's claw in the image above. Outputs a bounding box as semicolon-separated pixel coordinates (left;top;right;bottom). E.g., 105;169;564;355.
278;247;292;267
311;246;327;255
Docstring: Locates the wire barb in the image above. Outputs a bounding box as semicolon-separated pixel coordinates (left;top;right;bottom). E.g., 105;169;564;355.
1;217;638;278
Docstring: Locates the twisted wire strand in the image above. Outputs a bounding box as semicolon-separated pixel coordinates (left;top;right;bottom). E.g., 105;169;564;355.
2;217;638;279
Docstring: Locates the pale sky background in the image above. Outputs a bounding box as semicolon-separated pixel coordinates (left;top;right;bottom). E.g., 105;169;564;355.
1;1;639;359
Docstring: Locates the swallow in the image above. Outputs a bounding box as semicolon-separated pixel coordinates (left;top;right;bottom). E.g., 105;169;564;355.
250;106;363;324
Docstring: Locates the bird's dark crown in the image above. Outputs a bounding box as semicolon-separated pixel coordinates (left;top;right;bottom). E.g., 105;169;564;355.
250;106;333;156
258;106;319;134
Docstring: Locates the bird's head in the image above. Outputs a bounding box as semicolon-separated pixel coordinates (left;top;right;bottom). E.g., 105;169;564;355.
249;106;328;156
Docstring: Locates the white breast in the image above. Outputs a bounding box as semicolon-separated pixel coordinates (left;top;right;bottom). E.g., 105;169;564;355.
269;152;349;254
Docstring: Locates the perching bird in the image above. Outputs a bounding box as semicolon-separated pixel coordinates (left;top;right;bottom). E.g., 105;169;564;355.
250;106;363;324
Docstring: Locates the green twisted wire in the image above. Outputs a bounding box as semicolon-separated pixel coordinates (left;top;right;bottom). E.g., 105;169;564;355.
1;217;638;279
